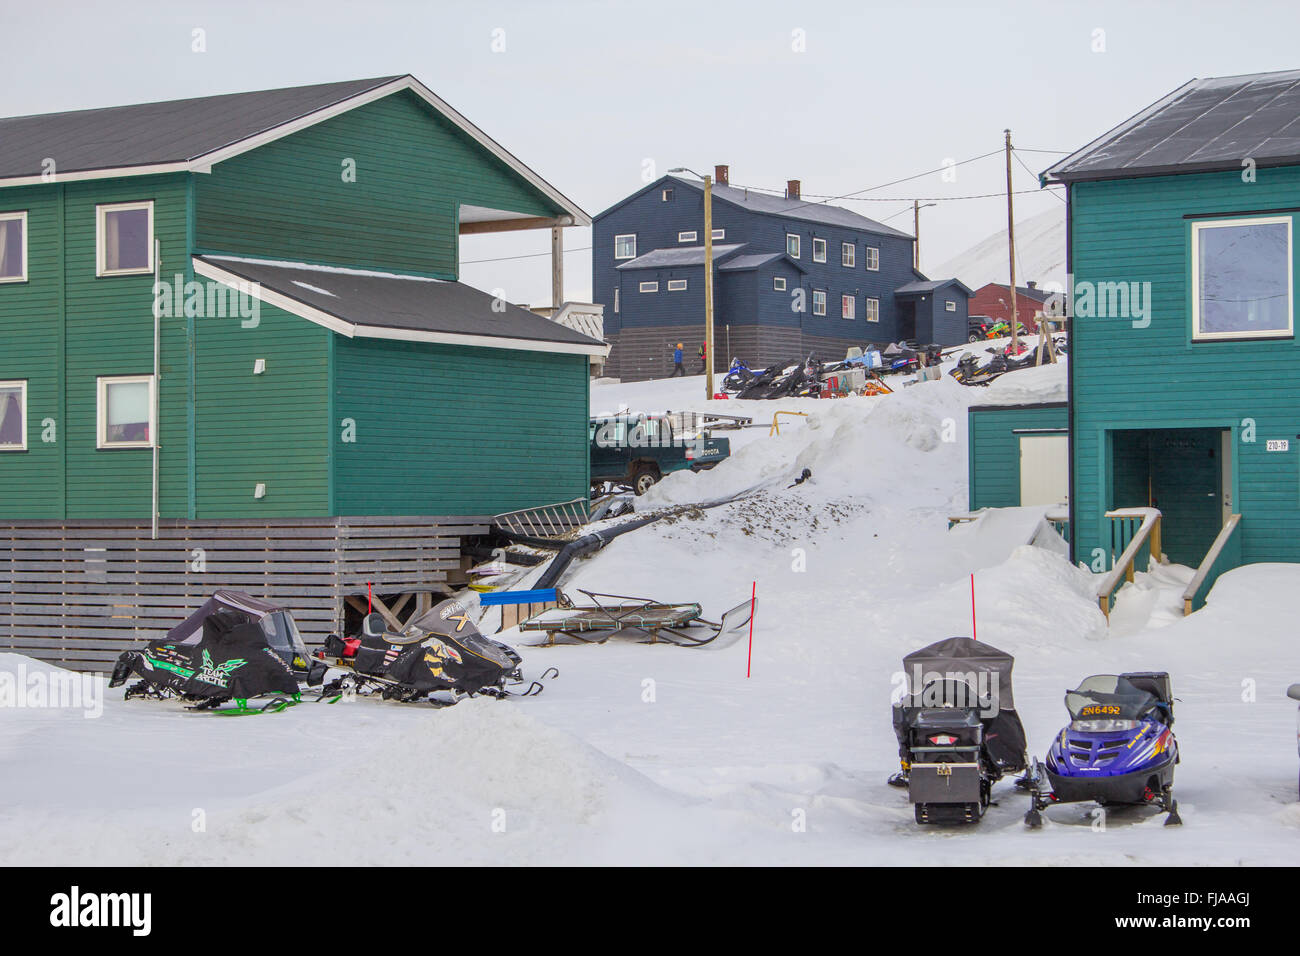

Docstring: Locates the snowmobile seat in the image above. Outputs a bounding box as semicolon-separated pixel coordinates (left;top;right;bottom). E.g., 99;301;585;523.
362;613;387;638
1120;671;1174;726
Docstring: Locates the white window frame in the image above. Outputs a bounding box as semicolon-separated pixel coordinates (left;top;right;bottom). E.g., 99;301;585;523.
773;276;787;292
0;379;27;451
841;294;855;319
787;234;801;259
841;242;855;268
865;246;880;271
0;211;29;283
639;281;659;293
96;374;156;449
677;231;697;243
864;297;880;322
945;300;957;312
1191;215;1294;341
811;237;827;263
712;228;725;240
812;289;826;316
667;279;688;291
661;188;673;202
96;200;155;277
614;234;637;260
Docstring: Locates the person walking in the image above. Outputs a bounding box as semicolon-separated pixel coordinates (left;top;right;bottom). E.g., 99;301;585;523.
697;340;708;375
671;342;685;377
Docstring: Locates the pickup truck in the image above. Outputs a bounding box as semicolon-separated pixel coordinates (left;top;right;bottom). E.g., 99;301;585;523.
590;411;731;494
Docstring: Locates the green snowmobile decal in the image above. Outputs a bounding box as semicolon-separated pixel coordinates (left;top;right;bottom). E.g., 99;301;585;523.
193;649;247;689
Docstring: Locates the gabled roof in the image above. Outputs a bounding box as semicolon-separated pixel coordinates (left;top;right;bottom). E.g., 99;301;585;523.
194;256;607;356
1046;69;1300;184
717;251;807;273
975;281;1052;302
895;278;974;296
597;175;912;239
615;243;746;270
0;75;589;224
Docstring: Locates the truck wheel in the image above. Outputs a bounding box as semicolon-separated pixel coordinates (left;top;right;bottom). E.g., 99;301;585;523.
632;465;660;495
967;332;981;343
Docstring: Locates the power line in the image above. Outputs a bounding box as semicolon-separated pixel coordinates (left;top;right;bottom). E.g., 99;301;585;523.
461;245;592;265
1012;148;1066;204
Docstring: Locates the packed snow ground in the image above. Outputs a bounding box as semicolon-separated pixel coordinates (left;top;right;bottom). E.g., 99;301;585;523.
2;361;1298;866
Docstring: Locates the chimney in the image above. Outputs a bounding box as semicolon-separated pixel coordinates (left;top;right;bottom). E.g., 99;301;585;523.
1026;280;1037;289
714;164;730;185
786;179;801;200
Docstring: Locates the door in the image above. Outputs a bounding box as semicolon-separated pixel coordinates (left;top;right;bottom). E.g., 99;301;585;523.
1019;434;1069;506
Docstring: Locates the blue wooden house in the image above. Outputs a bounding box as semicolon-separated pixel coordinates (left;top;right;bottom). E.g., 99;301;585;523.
1044;68;1300;609
592;166;971;380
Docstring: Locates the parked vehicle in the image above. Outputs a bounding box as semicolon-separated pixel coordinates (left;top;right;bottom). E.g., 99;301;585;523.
891;637;1030;825
590;412;731;495
1025;672;1181;827
968;315;1030;342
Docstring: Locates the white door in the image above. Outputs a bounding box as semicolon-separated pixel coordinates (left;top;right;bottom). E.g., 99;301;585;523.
1019;434;1069;506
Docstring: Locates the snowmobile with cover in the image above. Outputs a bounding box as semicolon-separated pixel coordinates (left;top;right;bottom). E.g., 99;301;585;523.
109;590;328;714
890;637;1030;824
315;596;554;704
1025;672;1181;827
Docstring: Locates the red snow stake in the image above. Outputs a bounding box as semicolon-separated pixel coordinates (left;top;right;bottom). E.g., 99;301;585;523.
367;581;373;615
746;581;757;678
970;573;977;641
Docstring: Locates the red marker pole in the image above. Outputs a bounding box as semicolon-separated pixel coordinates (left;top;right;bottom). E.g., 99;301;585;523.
368;581;373;615
970;573;977;641
746;581;757;678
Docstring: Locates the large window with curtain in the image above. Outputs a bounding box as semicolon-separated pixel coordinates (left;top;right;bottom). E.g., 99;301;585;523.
0;211;26;282
0;380;26;450
1191;215;1293;340
96;201;153;276
96;375;155;448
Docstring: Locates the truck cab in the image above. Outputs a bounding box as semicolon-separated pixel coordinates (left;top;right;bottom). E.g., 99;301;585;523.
589;411;731;494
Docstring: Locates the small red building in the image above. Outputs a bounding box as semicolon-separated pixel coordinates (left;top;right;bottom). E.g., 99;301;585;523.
969;281;1051;331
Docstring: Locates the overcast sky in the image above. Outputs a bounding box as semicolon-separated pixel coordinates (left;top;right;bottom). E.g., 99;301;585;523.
3;0;1298;304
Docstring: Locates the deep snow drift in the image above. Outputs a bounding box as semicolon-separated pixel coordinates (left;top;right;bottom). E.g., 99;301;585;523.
2;366;1298;865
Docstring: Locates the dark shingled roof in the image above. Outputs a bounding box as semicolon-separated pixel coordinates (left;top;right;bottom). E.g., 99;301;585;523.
895;278;973;296
615;244;746;270
196;256;605;351
717;251;806;273
1046;69;1300;183
0;77;402;180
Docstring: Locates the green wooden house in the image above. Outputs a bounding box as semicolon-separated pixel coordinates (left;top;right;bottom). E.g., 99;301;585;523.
967;402;1068;512
0;75;605;666
1044;69;1300;608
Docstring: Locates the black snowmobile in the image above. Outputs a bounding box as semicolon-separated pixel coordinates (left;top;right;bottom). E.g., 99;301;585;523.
315;596;556;705
109;590;328;713
890;637;1031;824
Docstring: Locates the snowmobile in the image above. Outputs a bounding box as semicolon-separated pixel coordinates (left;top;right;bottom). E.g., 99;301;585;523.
314;596;555;705
109;591;328;713
722;357;756;392
1025;672;1181;827
735;361;790;399
891;637;1030;825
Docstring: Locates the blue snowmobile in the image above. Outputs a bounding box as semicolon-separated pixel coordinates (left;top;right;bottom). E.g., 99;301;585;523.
1025;672;1181;827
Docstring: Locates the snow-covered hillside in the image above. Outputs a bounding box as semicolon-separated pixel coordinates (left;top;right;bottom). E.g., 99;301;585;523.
2;369;1298;866
934;206;1066;291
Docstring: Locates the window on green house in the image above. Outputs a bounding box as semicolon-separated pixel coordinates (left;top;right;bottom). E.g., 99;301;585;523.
97;201;154;276
0;212;27;282
1192;216;1293;339
97;375;155;448
0;380;26;450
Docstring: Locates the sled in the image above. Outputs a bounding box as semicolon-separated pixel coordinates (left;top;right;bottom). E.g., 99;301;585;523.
518;589;753;647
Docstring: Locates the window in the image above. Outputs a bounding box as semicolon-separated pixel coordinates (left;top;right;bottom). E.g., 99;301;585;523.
0;380;26;451
667;279;688;291
841;294;855;319
812;237;826;263
678;231;697;243
615;234;637;260
864;297;880;322
841;243;855;268
812;290;826;316
787;234;801;258
0;211;27;283
662;188;673;202
96;201;154;276
1192;215;1293;340
773;277;787;292
712;228;725;240
613;288;619;314
96;375;155;449
864;246;880;271
945;300;957;312
639;281;659;293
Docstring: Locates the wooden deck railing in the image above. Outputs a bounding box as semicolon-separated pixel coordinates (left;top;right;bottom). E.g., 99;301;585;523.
1096;507;1162;618
1182;514;1241;616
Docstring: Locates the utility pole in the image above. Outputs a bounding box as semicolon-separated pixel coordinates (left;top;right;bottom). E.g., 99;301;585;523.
1005;128;1020;355
703;174;715;399
913;200;936;271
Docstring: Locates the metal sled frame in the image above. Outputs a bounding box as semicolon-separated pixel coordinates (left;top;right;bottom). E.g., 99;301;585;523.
519;589;753;647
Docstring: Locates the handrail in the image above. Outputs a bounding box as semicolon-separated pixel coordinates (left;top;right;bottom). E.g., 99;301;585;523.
1182;513;1241;615
1096;507;1162;619
769;410;809;436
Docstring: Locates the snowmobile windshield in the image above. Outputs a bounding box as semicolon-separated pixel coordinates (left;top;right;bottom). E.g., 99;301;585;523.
259;610;307;655
1065;675;1157;722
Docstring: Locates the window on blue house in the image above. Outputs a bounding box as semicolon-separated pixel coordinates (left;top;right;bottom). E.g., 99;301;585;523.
864;297;880;322
841;243;855;268
0;380;26;450
96;201;153;276
787;234;801;259
864;246;880;271
841;294;855;319
662;188;673;202
1192;216;1293;340
945;300;956;312
812;238;826;263
712;228;725;240
812;290;826;315
678;231;697;243
773;277;787;292
0;212;28;282
667;279;688;291
615;234;637;260
639;281;658;292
